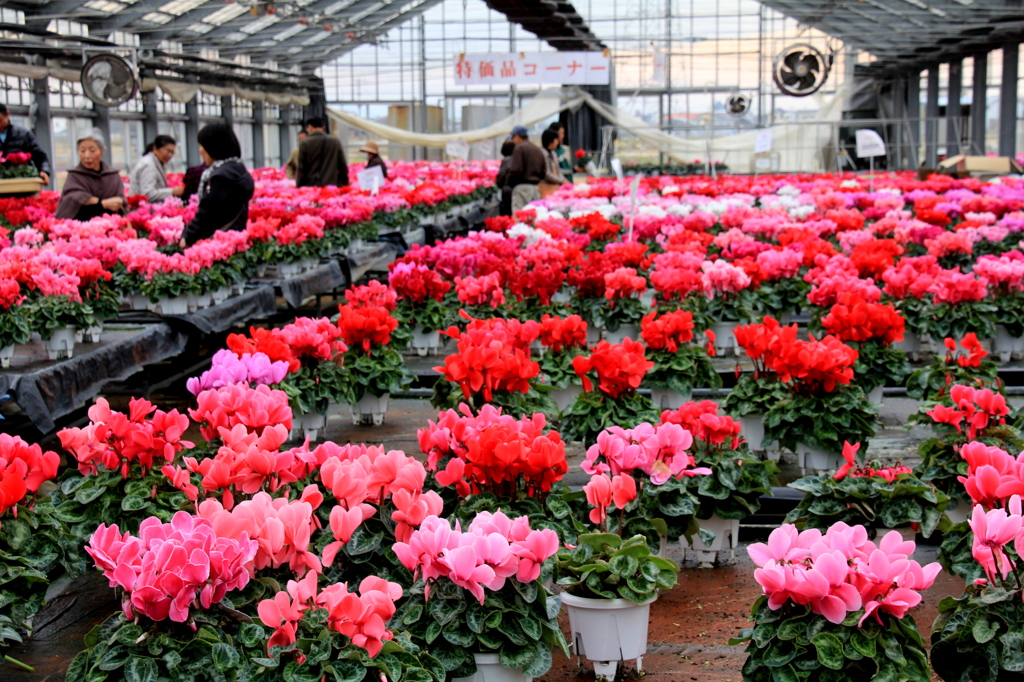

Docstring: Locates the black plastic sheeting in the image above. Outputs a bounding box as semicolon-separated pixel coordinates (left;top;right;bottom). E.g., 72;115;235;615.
1;324;187;433
162;286;277;334
273;261;347;308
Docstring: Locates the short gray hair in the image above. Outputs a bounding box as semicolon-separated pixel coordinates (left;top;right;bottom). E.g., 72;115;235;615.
76;128;106;152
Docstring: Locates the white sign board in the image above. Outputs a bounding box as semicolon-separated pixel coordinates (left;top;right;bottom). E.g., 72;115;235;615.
445;137;470;160
652;48;666;85
754;129;773;154
611;158;623;182
855;129;887;158
357;165;385;193
454;51;610;87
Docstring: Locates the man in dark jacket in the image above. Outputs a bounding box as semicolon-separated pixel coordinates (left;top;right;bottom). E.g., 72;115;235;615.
296;117;349;188
506;125;546;213
0;103;51;185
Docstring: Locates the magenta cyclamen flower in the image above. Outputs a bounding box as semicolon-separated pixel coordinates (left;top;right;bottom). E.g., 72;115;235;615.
87;511;257;623
748;523;939;626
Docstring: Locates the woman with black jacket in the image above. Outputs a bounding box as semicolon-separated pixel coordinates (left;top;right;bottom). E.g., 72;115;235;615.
179;123;255;246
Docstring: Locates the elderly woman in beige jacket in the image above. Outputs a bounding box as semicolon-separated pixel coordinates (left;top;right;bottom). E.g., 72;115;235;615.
129;135;184;201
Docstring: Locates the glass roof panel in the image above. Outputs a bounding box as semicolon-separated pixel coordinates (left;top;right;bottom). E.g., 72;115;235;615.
273;23;307;41
140;11;176;24
241;15;280;34
159;0;207;16
302;30;332;45
200;4;248;26
83;1;126;13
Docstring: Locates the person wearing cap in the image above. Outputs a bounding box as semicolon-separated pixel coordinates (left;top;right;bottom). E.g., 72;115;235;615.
55;128;126;221
506;125;547;213
360;140;388;179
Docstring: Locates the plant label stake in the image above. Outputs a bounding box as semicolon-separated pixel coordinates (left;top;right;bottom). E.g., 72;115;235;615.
628;173;642;241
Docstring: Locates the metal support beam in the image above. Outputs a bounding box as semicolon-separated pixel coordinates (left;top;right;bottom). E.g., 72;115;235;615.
221;95;234;126
252;101;266;168
419;14;427;161
907;70;921;168
142;90;159;153
892;76;906;168
279;105;295;164
947;58;962;156
971;52;988;155
185;91;200;168
925;64;939;167
94;104;112;165
1000;42;1019;157
31;77;53;189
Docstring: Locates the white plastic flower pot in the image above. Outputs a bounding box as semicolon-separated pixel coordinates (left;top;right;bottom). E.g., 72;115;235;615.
0;344;14;368
231;282;246;297
708;322;737;357
452;653;530;682
739;414;766;451
411;328;441;356
551;385;583;413
562;593;656;681
256;264;269;278
211;287;230;305
604;323;639;345
551;287;572;304
350;392;390;426
866;385;884;406
895;330;921;362
302;258;321;273
995;325;1017;363
796;445;842;475
348;238;365;253
640;290;655;308
291;412;327;442
276;262;304;279
82;322;103;344
154;295;190;316
650;388;691;411
195;292;213;309
681;514;740;568
587;326;602;346
75;328;84;344
128;293;150;311
44;325;77;361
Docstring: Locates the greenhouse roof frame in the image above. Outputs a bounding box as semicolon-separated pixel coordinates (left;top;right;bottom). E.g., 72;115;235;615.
2;0;605;72
758;0;1024;74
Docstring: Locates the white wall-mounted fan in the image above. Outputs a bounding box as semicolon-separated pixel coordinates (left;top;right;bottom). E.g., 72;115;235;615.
81;53;138;107
725;92;750;118
773;44;830;97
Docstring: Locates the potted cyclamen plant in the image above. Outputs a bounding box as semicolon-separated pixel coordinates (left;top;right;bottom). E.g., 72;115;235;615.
696;259;756;356
924;269;996;342
974;254;1024;362
598;267;649;343
28;289;96;361
819;292;910;406
0;278;30;367
0;150;44;194
563;339;659;446
661;402;779;567
722;316;793;457
393;512;568;682
389;261;452;356
762;331;880;473
433;315;547;418
785;441;949;543
535;314;590;414
731;523;939;682
640;309;721;410
930;495;1024;682
231;319;347;442
914;384;1022;524
338;302;412;425
907;333;1001;402
557;425;706;681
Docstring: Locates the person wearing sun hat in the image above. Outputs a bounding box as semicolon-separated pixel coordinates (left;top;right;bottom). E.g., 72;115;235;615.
360;140;388;179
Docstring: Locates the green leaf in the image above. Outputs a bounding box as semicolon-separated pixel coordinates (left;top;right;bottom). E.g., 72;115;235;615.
124;656;158;682
973;618;999;644
849;629;876;658
776;619;807;642
211;643;240;671
609;553;639;577
522;644;553;677
762;641;796;668
330;660;366;682
121;495;149;512
810;633;845;670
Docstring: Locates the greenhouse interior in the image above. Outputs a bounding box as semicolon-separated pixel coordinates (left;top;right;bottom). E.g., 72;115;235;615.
5;0;1024;681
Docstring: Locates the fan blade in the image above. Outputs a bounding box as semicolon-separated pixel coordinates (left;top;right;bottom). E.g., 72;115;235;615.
779;70;802;86
797;74;817;89
799;57;821;76
784;51;804;71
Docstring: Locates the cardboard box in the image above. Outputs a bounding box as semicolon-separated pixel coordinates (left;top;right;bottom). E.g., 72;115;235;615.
938;155;1023;176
